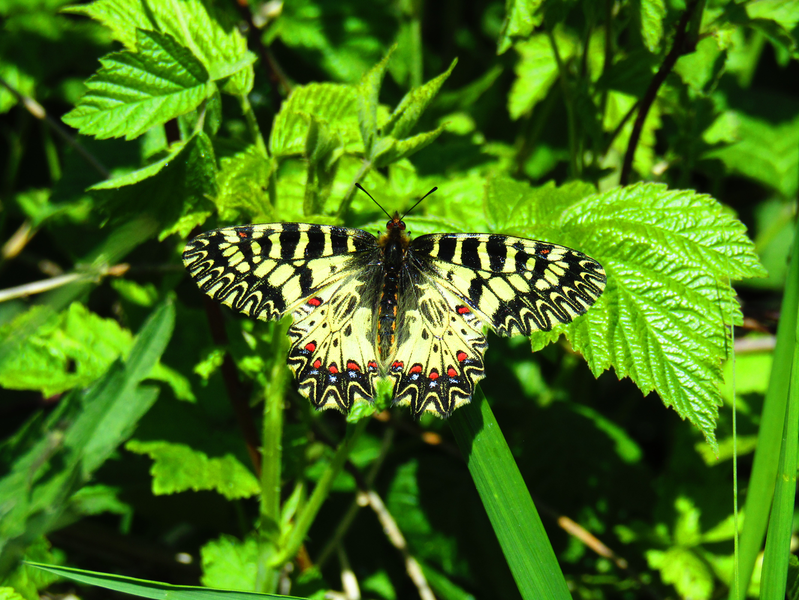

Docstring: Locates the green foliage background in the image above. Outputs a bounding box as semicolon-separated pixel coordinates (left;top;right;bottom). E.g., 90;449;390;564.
0;0;796;599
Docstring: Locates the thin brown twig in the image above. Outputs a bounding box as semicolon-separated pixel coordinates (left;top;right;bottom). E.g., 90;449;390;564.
619;1;698;184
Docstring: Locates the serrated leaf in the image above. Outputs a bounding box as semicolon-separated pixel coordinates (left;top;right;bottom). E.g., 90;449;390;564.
357;46;395;155
65;0;254;95
269;83;361;158
505;183;764;447
567;185;764;446
497;0;545;55
63;29;213;140
703;110;799;198
215;146;273;223
383;58;457;141
508;31;577;120
200;535;258;591
649;547;714;600
90;132;217;240
0;302;191;401
125;441;260;500
640;0;666;52
373;124;446;168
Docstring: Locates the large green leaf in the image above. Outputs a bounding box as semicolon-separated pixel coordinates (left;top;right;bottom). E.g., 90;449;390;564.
486;179;764;447
65;0;254;95
63;29;213;140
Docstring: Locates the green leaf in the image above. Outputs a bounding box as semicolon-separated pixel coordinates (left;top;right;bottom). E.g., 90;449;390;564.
497;0;545;54
23;563;307;600
215;146;274;223
125;441;260;500
77;300;175;476
493;181;764;447
0;302;173;573
704;109;799;199
0;302;191;400
383;58;457;141
0;587;25;600
372;124;447;168
200;535;258;591
508;31;577;120
0;302;133;396
65;0;254;95
63;29;213;140
269;83;361;158
90;132;217;239
647;547;714;600
449;392;572;600
357;46;395;156
674;36;725;93
640;0;666;52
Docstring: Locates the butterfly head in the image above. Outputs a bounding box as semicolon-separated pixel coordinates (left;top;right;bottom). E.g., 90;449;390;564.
386;213;407;232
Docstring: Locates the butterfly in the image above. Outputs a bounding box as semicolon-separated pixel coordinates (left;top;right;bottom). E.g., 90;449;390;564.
182;187;606;417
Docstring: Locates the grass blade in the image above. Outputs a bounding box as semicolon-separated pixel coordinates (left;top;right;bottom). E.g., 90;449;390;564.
24;563;306;600
449;389;571;600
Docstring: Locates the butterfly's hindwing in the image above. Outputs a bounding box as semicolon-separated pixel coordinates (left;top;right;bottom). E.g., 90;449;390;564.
287;267;382;411
410;233;606;337
182;223;378;321
389;266;488;417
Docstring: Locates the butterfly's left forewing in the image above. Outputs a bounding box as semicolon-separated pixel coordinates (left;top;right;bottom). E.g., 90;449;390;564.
182;223;378;321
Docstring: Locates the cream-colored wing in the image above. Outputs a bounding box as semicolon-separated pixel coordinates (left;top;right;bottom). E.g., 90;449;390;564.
287;266;382;412
183;223;378;320
388;271;487;418
410;234;606;337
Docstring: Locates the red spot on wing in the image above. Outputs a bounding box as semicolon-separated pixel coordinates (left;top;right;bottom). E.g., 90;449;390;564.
456;351;468;362
428;370;439;381
346;361;360;371
447;367;458;377
367;361;378;371
539;248;550;255
456;306;471;315
312;359;321;369
328;364;339;375
391;361;404;371
409;364;423;374
237;231;248;238
305;342;316;352
308;297;322;307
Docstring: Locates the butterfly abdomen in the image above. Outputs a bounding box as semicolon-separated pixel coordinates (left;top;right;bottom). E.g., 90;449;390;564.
376;213;412;359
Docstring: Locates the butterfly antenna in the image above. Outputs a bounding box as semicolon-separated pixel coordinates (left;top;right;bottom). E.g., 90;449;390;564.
355;183;392;220
401;187;438;220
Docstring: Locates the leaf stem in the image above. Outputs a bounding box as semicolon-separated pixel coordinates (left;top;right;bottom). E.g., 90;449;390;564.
272;417;369;566
256;320;291;592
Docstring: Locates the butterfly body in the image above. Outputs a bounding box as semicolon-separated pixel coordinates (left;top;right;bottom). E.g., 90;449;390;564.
183;213;606;417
